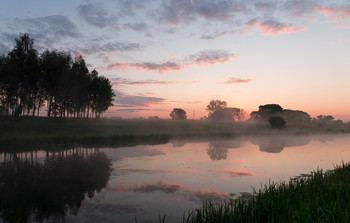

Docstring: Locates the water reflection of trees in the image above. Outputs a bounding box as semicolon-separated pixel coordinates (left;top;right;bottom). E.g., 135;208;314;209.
0;148;112;223
205;135;314;159
207;140;242;160
250;135;311;153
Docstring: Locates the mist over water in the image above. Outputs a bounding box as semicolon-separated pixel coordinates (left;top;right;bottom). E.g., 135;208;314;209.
1;134;350;222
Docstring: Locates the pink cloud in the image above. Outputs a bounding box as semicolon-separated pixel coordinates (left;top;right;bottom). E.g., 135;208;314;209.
185;50;236;65
318;5;350;23
246;18;303;35
217;78;253;84
131;62;184;73
116;80;180;85
102;62;129;71
132;181;184;194
114;168;202;175
320;6;350;17
107;180;234;202
214;169;258;179
101;50;236;73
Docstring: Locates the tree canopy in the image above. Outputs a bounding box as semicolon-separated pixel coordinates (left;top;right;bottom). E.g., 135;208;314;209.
206;100;227;116
170;108;187;120
206;100;245;121
249;104;311;124
268;116;286;129
209;107;246;122
0;33;114;118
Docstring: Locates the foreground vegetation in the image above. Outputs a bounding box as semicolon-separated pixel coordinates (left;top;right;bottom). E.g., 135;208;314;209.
1;116;350;149
180;163;350;223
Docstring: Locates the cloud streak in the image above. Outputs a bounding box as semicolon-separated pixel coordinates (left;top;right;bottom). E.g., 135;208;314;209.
76;3;118;28
132;61;184;73
246;18;304;35
10;15;80;47
114;168;202;175
102;50;236;73
214;169;258;179
112;77;180;85
73;41;143;57
318;4;350;23
157;0;247;25
123;23;149;32
217;78;253;84
113;90;165;108
107;180;234;202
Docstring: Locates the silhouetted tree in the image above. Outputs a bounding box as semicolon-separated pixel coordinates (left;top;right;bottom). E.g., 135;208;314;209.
249;111;261;121
316;115;335;122
206;100;227;117
312;115;336;126
90;74;115;118
268;116;286;129
281;109;311;124
209;107;246;122
259;104;283;120
170;108;187;119
250;105;312;125
2;34;42;116
250;104;283;121
0;33;115;118
41;49;72;117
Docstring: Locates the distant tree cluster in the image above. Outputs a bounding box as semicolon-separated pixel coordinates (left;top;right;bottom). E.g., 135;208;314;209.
168;101;342;127
170;108;187;120
249;104;311;125
169;100;246;121
0;33;114;118
206;100;246;122
312;115;343;126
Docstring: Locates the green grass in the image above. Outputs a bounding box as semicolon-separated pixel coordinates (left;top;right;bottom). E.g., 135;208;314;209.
182;163;350;223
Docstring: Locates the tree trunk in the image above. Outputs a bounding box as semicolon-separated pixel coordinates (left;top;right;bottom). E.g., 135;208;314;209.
32;104;36;116
48;96;53;117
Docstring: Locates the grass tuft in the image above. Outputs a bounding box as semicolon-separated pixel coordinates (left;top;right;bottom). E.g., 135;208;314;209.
182;162;350;223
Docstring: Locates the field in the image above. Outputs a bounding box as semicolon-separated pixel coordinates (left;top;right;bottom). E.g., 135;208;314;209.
1;116;349;149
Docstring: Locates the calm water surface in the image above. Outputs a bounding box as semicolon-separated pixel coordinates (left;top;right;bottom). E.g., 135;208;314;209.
1;134;350;222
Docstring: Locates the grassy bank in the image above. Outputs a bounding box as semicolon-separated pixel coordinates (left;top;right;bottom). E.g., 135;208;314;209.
1;116;350;149
181;163;350;223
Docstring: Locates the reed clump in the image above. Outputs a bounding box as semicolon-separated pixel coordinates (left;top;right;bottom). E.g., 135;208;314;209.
183;163;350;223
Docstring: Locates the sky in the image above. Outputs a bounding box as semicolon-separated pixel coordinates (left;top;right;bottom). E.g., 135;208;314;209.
0;0;350;120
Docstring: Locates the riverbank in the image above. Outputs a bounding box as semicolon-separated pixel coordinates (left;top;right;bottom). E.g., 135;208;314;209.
1;116;349;149
181;162;350;223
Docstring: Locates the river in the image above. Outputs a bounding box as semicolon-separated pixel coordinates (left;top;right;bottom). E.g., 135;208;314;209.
1;134;350;222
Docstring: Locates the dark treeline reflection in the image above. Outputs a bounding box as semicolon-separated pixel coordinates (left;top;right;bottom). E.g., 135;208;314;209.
207;140;242;160
250;135;312;153
0;148;112;223
205;135;336;160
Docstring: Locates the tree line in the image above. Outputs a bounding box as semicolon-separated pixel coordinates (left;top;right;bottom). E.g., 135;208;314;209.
169;100;341;127
169;100;246;121
0;33;114;118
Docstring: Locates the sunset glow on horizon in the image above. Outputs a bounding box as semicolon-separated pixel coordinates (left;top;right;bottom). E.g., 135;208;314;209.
1;0;350;120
